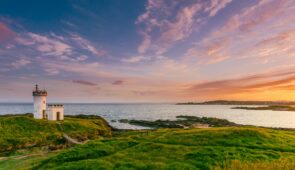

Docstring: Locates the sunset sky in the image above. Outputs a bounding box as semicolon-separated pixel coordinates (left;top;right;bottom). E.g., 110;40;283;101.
0;0;295;102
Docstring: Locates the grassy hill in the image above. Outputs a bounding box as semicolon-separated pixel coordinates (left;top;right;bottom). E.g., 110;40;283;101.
0;114;112;156
2;127;295;170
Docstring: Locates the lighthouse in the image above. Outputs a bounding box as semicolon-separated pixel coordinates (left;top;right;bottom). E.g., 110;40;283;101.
32;84;47;119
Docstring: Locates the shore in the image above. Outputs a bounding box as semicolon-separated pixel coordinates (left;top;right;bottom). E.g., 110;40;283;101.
232;105;295;111
119;115;238;129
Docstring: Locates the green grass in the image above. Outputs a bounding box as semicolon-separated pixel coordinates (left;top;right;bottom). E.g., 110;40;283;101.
18;127;295;170
215;159;295;170
1;114;295;170
0;114;112;156
0;152;57;170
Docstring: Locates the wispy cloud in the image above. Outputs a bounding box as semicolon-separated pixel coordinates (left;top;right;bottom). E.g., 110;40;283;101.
112;80;124;85
16;32;72;58
42;60;104;76
72;80;97;86
136;0;233;55
188;68;295;96
71;33;106;57
132;90;156;96
11;58;31;69
13;31;108;64
205;0;232;17
121;55;148;63
242;29;295;60
0;22;15;43
29;33;72;56
185;0;295;64
185;37;230;64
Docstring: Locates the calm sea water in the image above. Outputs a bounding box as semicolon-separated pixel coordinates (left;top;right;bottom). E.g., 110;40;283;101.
0;103;294;129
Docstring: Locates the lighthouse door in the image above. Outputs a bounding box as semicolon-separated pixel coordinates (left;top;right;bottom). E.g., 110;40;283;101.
42;110;46;119
57;112;60;121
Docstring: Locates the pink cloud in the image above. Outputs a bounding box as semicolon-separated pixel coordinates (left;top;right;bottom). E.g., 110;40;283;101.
136;0;233;55
242;29;295;59
137;31;151;54
185;37;230;64
157;4;202;53
204;0;232;17
132;90;156;96
72;80;97;86
112;80;124;85
16;32;73;57
121;55;148;63
185;0;295;64
210;0;292;38
11;58;31;69
0;22;15;43
71;33;106;57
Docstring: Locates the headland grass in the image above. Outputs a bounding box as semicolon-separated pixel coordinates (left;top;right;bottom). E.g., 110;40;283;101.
1;114;295;169
0;113;112;156
28;127;295;170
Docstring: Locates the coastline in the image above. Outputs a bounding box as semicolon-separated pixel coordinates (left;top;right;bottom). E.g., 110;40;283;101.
177;100;295;105
232;105;295;112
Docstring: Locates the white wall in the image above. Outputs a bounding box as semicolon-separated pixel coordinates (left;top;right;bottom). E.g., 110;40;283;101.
47;106;64;121
33;96;46;119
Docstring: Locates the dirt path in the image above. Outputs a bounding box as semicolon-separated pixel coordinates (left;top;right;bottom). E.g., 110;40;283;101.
57;122;88;145
0;153;43;161
63;134;88;145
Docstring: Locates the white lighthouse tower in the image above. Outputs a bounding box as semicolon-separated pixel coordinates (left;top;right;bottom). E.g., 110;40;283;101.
32;84;47;119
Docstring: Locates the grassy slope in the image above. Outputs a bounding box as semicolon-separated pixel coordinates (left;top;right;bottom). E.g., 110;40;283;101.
0;114;112;155
16;127;295;170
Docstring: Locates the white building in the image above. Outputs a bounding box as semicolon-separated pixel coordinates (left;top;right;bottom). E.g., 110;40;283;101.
32;84;64;121
32;84;47;119
47;104;64;121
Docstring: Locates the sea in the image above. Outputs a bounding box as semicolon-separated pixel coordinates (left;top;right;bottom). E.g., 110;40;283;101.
0;103;294;129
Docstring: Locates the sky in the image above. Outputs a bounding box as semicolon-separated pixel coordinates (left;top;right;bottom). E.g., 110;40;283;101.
0;0;295;103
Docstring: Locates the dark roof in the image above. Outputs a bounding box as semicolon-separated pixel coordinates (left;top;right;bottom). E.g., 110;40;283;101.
32;90;47;96
32;84;47;96
48;104;64;107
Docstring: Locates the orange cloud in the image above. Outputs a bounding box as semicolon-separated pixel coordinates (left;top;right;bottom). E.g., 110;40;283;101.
185;37;230;64
188;68;295;98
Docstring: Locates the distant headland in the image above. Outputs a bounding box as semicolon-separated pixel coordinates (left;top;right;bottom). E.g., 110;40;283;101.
176;100;295;105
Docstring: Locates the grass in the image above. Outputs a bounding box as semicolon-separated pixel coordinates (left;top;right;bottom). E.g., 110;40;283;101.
12;127;294;170
1;114;295;169
0;114;112;156
215;159;295;170
0;152;57;170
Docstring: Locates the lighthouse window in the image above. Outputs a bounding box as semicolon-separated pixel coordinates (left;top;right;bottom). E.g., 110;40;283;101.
43;101;45;104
